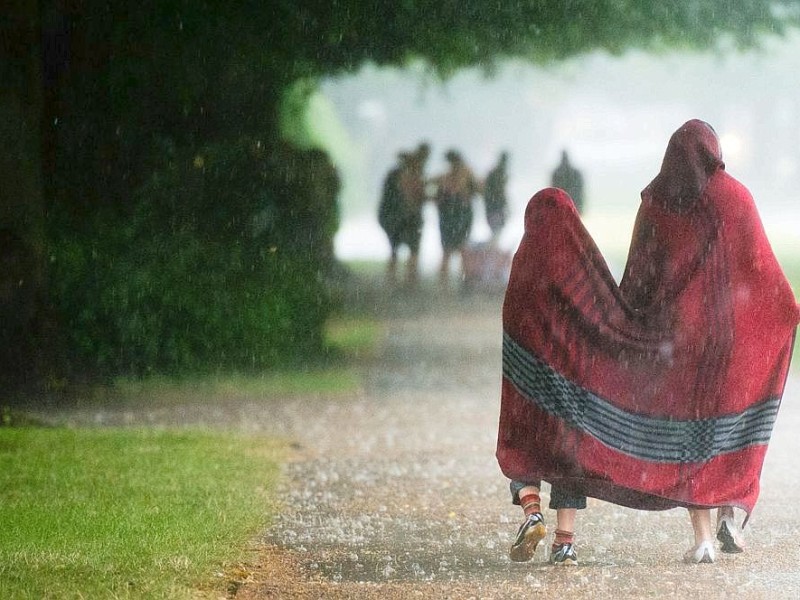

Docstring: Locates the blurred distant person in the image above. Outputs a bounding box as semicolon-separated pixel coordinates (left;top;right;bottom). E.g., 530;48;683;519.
378;143;430;287
378;152;405;281
434;149;480;287
484;151;509;243
550;150;585;214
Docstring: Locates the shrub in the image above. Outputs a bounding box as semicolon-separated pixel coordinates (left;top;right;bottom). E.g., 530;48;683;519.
47;137;339;376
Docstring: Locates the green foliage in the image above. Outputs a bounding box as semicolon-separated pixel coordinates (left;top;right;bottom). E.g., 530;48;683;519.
0;427;282;599
48;137;338;375
277;1;800;77
34;1;343;379
28;0;800;384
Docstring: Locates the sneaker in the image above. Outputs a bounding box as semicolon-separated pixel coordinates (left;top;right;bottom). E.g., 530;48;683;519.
509;513;546;562
716;516;745;554
683;540;715;564
549;542;578;566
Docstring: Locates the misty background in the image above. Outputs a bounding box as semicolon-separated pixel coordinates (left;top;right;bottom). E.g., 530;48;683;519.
312;33;800;275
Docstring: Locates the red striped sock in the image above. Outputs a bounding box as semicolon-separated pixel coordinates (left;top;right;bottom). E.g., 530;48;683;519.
554;529;575;545
520;493;541;516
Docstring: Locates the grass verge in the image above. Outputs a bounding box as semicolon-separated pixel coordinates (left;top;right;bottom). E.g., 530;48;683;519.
0;427;283;599
0;264;383;597
60;312;383;408
325;314;383;360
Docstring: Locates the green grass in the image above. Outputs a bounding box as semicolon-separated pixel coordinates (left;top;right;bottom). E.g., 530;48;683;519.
0;427;283;599
325;315;383;358
0;310;384;597
102;369;363;405
339;259;385;278
64;313;383;408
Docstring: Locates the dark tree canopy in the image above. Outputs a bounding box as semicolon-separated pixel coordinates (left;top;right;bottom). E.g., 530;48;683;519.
2;0;800;390
276;1;800;76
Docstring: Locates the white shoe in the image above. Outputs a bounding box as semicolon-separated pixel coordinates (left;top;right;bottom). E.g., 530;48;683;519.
684;540;716;564
716;515;746;553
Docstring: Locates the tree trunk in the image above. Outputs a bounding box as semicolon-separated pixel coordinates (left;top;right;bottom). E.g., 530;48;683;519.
0;0;46;386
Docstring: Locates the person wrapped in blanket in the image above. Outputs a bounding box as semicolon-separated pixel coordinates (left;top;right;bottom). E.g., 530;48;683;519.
498;119;800;565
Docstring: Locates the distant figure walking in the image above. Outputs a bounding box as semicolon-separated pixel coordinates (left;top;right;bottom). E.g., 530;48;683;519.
434;150;480;286
378;143;430;286
550;150;585;214
484;152;509;242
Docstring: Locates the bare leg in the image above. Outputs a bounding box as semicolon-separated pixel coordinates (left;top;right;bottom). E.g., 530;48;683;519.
387;250;398;285
556;508;577;534
684;508;715;563
550;508;579;565
458;245;469;281
689;508;713;545
439;251;451;286
406;252;419;287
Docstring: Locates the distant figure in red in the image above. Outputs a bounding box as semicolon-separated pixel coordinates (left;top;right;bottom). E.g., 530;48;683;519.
499;120;799;566
433;150;480;286
484;151;509;242
378;143;430;287
550;149;585;214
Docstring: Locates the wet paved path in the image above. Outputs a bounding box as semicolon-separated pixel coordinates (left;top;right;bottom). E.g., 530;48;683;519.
43;276;800;598
236;281;800;599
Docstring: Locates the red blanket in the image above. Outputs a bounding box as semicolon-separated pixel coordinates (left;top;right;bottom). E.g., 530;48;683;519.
498;121;799;517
